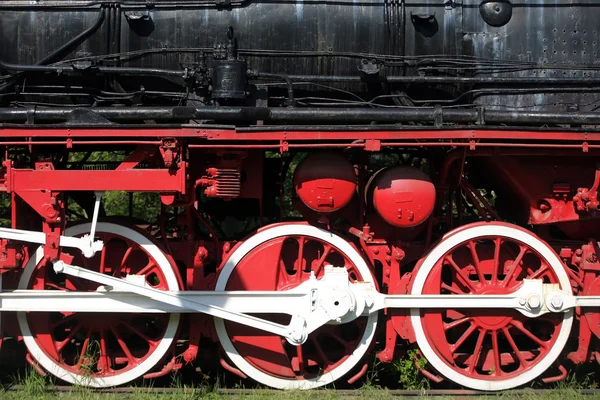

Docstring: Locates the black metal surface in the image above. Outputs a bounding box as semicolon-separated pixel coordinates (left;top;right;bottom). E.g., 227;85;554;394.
1;106;600;127
1;0;600;124
211;28;248;99
479;1;512;27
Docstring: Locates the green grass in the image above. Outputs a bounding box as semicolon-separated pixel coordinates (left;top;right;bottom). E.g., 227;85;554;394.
1;388;599;400
2;370;600;400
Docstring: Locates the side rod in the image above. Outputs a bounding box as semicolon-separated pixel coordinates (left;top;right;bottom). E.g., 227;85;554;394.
53;261;305;342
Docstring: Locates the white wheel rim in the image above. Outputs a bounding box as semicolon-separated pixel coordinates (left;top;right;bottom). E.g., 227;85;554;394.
17;222;181;388
410;223;573;391
214;224;378;390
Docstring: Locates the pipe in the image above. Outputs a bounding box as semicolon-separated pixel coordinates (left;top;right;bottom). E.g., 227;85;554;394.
248;71;295;106
0;61;186;78
38;8;107;66
0;8;107;93
1;106;600;125
268;75;600;85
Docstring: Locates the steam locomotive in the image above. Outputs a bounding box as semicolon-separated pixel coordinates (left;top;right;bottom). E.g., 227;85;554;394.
0;0;599;391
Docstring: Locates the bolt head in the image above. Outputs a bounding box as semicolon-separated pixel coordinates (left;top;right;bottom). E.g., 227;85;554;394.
551;295;563;309
527;295;541;309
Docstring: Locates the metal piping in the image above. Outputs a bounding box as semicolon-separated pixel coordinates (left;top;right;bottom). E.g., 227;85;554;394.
1;106;600;125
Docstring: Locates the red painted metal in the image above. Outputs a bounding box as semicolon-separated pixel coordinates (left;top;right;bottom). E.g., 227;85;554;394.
5;166;187;193
198;168;242;198
417;227;566;382
371;166;436;228
573;168;600;213
293;152;357;213
2;127;600;143
0;239;24;270
24;229;179;380
4;123;600;388
220;231;369;382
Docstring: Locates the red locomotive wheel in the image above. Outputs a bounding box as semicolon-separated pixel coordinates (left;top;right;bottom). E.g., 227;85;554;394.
17;223;181;388
410;222;573;391
214;223;378;389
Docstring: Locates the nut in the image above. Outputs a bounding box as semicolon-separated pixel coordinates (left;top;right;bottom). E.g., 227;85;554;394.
527;295;541;309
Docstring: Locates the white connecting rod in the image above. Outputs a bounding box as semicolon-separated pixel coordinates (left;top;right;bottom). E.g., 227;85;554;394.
51;261;361;345
3;285;599;315
53;260;308;344
3;261;595;344
0;227;103;258
0;194;104;258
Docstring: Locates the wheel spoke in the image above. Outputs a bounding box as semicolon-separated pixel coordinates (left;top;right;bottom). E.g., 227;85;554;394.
120;319;155;345
114;246;133;277
295;344;304;374
502;245;527;287
136;261;157;278
51;313;77;329
99;330;111;373
445;255;478;292
441;282;465;294
491;330;502;376
46;282;68;291
296;237;305;281
450;323;477;353
56;322;83;353
310;334;332;364
528;264;550;280
502;327;528;367
76;329;92;369
312;245;332;277
444;316;472;331
111;326;136;365
99;245;107;275
330;331;355;353
467;240;486;284
467;329;486;373
491;238;501;285
277;259;291;288
510;320;549;349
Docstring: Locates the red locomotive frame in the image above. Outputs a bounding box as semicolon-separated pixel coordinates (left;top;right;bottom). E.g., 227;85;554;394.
1;125;599;390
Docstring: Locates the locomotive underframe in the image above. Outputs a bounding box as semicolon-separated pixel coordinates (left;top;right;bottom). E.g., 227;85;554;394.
1;126;600;390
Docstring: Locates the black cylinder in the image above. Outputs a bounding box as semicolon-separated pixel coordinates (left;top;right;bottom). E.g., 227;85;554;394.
211;60;247;99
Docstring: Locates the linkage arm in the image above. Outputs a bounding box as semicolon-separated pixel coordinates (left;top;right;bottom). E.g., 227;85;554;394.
53;261;310;344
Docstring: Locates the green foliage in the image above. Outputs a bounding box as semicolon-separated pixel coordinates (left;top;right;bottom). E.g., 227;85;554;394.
17;367;51;398
392;349;430;390
64;151;162;223
0;193;11;227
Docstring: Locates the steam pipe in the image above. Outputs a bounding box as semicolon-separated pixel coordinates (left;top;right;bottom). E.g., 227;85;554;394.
0;61;186;78
1;106;600;125
38;8;107;66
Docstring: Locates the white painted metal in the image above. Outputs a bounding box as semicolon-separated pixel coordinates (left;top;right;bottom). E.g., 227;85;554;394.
0;226;103;258
4;278;599;314
368;279;590;317
17;222;181;388
213;224;379;390
54;260;302;342
5;221;595;390
53;260;366;344
85;191;104;258
409;223;574;391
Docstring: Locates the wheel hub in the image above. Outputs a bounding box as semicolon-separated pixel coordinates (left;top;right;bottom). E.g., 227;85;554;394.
469;288;514;330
